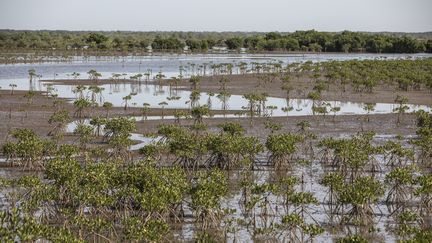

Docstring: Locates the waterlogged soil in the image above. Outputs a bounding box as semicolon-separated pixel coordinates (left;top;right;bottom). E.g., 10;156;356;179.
39;78;139;85
0;90;235;148
134;113;418;139
163;73;432;106
0;68;430;242
0;86;421;149
42;73;432;106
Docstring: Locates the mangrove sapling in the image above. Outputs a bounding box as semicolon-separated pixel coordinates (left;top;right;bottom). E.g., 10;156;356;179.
394;95;410;126
282;106;294;118
219;76;230;91
0;206;79;242
158;101;168;119
275;212;324;243
336;234;368;243
47;109;70;139
189;75;201;90
392;210;423;241
46;159;190;241
206;133;262;170
71;71;80;80
194;231;224;243
257;93;268;116
8;83;17;95
296;120;316;159
307;91;321;113
141;102;150;120
28;68;37;82
313;80;327;94
411;111;432;167
297;120;311;133
266;105;277;117
190;169;228;230
122;94;132;110
243;92;260;125
217;122;245;136
287;190;319;223
312;105;328;125
330;105;341;122
174;110;188;125
264;119;282;134
102;101;113;118
247;182;280;237
189;89;201;108
336;176;384;226
2;129;53;169
382;141;415;167
24;90;35;105
89;116;106;137
319;132;378;180
122;217;169;242
281;77;293;101
317;137;338;166
266;133;302;169
87;69;101;81
88;85;104;104
165;128;207;169
217;90;231;116
191;105;210;125
221;215;241;243
73;98;91;119
414;174;432;215
321;172;344;215
206;91;214;111
103;117;136;158
385;167;415;213
73;124;93;150
139;143;166;161
72;85;87;99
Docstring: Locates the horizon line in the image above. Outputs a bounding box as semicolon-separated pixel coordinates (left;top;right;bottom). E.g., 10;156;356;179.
1;29;432;34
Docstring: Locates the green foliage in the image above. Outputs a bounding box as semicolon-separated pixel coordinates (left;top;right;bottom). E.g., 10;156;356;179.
191;169;227;210
336;234;368;243
191;105;210;124
217;122;245;136
3;128;53;168
0;30;427;53
73;98;91;118
122;217;169;242
338;176;383;204
73;124;93;148
266;133;302;168
0;207;80;242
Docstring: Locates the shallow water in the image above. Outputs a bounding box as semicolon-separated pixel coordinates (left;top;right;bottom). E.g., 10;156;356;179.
1;54;430;241
1;54;430;119
2;53;431;80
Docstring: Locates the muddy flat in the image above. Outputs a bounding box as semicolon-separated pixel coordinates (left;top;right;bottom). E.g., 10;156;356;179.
40;78;140;85
177;74;432;105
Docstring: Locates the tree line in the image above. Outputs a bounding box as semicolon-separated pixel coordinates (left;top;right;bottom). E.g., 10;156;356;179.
0;29;431;53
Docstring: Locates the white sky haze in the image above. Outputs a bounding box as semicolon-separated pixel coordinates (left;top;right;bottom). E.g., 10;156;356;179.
0;0;431;32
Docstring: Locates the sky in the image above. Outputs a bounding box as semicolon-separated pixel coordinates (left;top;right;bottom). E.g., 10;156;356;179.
0;0;431;32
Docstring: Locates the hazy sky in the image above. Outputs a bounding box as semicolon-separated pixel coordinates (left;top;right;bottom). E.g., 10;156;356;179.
0;0;431;32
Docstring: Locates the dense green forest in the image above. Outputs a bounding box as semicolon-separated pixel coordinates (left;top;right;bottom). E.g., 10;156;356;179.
0;29;431;53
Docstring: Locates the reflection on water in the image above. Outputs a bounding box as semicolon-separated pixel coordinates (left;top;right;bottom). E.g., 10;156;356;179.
0;54;429;241
1;54;430;118
30;81;432;117
2;53;431;84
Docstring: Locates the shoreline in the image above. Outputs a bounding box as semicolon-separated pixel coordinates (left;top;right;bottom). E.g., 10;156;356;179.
38;71;432;106
1;51;431;65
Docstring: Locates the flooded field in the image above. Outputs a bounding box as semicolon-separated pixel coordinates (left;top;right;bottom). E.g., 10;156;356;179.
0;54;431;242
